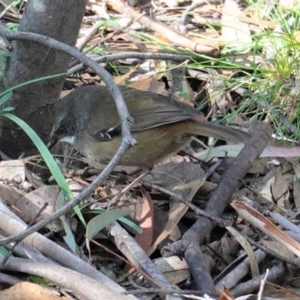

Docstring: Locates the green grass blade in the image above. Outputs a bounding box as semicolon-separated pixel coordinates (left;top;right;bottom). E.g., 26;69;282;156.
0;91;13;107
3;113;86;226
0;73;66;106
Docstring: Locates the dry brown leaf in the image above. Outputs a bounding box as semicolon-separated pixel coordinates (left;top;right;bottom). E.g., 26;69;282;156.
291;161;300;209
237;13;276;29
87;0;108;16
293;176;300;209
221;0;252;52
197;181;217;196
271;167;289;208
151;207;172;245
263;282;300;299
206;69;229;115
259;176;275;203
184;34;220;49
15;186;63;232
114;65;138;85
226;226;260;278
134;190;154;254
108;0;215;53
248;159;269;174
60;89;73;98
261;240;295;260
219;286;235;300
145;162;206;253
129;77;166;94
0;282;68;300
103;40;157;53
158;0;179;8
0;183;25;207
220;236;239;264
153;256;189;284
232;201;300;258
0;159;25;183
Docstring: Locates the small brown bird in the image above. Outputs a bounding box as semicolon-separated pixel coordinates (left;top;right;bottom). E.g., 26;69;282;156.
50;85;249;167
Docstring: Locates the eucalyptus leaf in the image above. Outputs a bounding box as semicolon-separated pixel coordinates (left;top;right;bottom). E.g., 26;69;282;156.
86;208;130;253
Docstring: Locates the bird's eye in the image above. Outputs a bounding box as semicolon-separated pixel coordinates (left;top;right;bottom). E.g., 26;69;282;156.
56;126;66;135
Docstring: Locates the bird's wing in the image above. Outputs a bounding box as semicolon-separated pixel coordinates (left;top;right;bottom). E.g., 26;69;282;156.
121;87;204;131
83;86;204;139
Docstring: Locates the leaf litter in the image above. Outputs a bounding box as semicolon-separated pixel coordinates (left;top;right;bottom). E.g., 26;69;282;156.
2;0;300;299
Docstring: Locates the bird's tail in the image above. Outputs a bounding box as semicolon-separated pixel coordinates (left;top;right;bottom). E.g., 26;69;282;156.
185;121;249;143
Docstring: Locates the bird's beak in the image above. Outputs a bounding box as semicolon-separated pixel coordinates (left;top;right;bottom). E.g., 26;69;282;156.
47;138;58;150
47;129;58;150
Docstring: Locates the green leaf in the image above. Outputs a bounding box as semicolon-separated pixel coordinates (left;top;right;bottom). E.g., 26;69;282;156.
13;0;23;7
29;276;48;285
0;246;8;256
0;91;13;106
119;217;142;234
92;47;103;55
3;113;86;227
94;20;106;28
1;106;15;112
56;190;77;252
106;18;119;27
7;23;18;31
86;209;130;253
87;209;142;233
